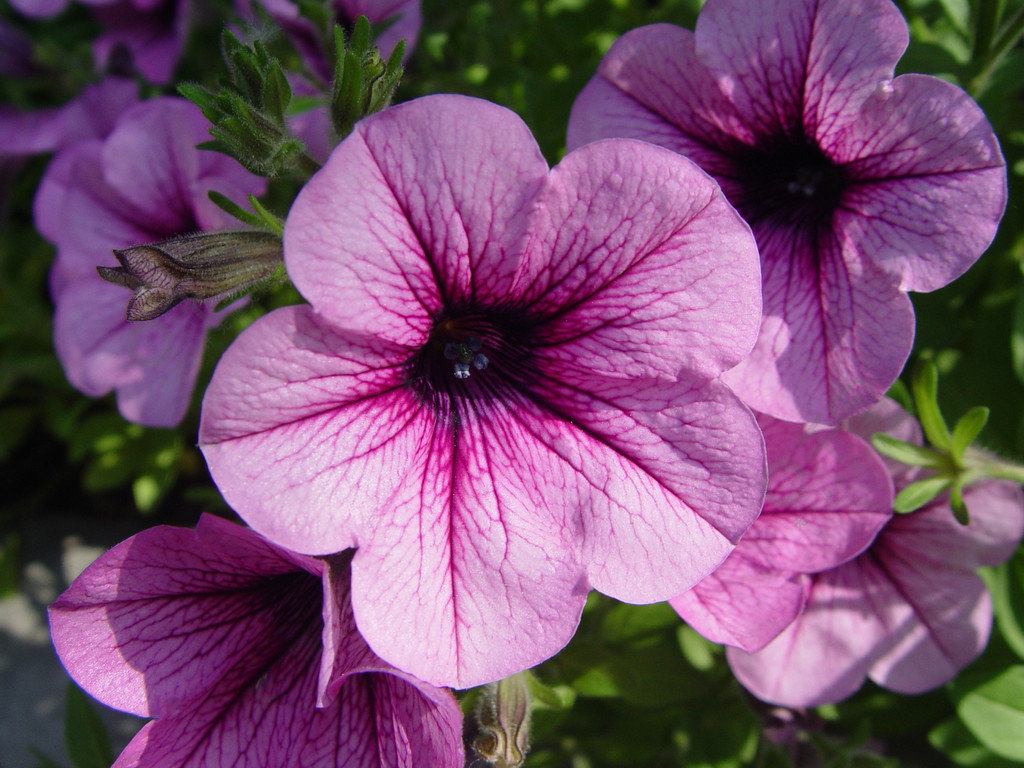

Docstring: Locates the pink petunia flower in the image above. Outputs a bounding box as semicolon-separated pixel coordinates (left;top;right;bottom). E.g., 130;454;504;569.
8;0;190;83
49;514;465;768
199;94;768;689
671;413;893;653
727;399;1024;707
567;0;1006;425
36;97;265;427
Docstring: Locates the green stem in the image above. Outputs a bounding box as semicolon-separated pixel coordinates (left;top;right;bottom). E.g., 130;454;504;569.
970;3;1024;95
972;0;1004;63
966;452;1024;485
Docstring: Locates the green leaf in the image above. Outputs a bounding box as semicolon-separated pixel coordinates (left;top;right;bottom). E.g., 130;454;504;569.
893;474;952;513
929;717;1022;767
64;683;113;768
870;433;946;468
952;407;991;461
950;478;971;525
912;360;953;450
952;666;1024;760
208;190;266;230
990;550;1024;661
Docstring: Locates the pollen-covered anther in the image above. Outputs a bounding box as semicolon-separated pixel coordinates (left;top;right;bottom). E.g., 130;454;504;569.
442;335;489;379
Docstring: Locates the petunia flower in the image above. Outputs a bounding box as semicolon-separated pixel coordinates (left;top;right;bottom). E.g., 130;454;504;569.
36;97;265;427
49;514;465;768
671;413;893;653
726;399;1024;707
199;94;768;689
567;0;1006;425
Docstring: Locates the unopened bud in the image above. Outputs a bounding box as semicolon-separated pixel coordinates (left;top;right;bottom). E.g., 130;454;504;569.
474;672;532;768
97;230;283;321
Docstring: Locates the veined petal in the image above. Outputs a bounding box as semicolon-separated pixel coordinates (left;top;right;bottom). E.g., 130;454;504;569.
48;519;321;718
727;564;883;707
284;94;548;344
672;556;808;653
694;0;907;137
539;368;767;598
834;74;1006;292
721;224;914;423
743;416;892;571
568;24;754;160
200;305;425;555
349;398;588;689
523;138;761;381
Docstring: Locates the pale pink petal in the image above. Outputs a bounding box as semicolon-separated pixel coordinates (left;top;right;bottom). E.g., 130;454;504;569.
742;417;892;571
521;137;761;381
199;305;425;555
727;565;883;707
672;556;807;652
283;95;547;344
833;75;1005;292
54;277;208;427
694;0;907;137
722;225;915;423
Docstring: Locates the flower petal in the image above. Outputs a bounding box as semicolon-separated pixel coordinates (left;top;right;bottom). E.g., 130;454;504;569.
834;74;1006;292
48;519;321;718
523;137;761;381
742;416;892;572
694;0;908;137
283;95;548;345
721;224;915;423
199;305;425;555
671;556;807;652
54;276;208;427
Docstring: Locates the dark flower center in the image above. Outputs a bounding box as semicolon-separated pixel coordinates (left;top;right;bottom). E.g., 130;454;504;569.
407;307;538;425
728;134;849;235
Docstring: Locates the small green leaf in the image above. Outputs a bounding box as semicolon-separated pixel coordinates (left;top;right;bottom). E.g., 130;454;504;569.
952;666;1024;760
990;551;1024;661
208;190;266;230
893;474;952;513
912;360;953;450
870;433;946;468
248;194;284;235
929;717;1021;767
952;407;991;461
64;683;113;768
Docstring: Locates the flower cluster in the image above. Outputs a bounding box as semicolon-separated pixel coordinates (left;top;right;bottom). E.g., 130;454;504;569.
6;0;1022;764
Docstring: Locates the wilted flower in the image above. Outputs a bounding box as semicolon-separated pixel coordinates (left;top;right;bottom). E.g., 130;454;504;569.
199;94;767;688
671;413;893;653
49;514;465;768
98;230;283;322
37;97;265;427
727;400;1024;707
568;0;1006;424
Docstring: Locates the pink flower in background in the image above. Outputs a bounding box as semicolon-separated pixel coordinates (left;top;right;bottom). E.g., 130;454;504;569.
0;77;138;159
567;0;1006;425
7;0;190;83
37;97;265;427
199;94;767;688
727;400;1024;707
671;414;892;653
49;515;465;768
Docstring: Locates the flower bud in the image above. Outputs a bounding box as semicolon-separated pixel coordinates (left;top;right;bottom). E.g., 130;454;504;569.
474;672;532;768
97;230;282;321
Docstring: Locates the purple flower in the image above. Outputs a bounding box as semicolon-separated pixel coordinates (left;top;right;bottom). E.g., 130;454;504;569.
37;97;265;427
199;94;768;688
49;514;465;768
727;400;1024;707
671;413;893;653
567;0;1006;424
0;77;139;159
